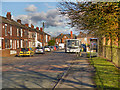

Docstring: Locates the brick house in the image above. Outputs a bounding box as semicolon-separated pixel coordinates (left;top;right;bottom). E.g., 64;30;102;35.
55;31;76;48
0;12;51;57
77;32;94;45
77;32;94;52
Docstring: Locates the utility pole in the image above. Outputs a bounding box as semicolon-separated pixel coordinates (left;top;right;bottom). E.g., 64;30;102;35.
42;22;45;48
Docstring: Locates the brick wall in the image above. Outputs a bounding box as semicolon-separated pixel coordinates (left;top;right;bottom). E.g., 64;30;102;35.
0;49;10;57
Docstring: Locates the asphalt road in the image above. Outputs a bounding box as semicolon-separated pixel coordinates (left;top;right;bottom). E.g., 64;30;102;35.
2;50;78;88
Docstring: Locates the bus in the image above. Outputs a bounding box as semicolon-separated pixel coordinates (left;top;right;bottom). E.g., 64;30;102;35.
65;39;81;53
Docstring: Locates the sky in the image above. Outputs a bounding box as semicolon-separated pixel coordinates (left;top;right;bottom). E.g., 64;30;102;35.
1;1;80;37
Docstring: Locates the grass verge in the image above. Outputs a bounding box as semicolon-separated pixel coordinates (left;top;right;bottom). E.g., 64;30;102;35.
89;57;120;89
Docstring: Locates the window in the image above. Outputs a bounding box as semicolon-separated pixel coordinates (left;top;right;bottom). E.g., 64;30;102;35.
46;35;48;42
25;30;27;36
17;40;19;48
21;40;23;48
5;39;7;48
0;39;2;50
17;28;19;36
5;24;7;36
3;25;4;29
13;40;16;49
5;39;9;48
10;39;12;49
21;29;23;37
10;26;12;36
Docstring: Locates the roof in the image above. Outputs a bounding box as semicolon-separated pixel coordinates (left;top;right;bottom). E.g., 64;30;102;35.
55;34;76;39
0;16;50;36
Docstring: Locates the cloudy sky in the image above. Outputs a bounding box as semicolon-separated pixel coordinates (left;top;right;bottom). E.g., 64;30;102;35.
2;2;79;37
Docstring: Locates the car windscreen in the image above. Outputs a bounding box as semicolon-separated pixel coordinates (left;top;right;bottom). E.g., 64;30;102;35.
51;46;54;48
21;48;29;51
36;47;40;49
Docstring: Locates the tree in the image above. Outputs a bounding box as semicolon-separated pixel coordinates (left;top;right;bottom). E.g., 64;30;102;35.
48;40;55;46
58;1;119;46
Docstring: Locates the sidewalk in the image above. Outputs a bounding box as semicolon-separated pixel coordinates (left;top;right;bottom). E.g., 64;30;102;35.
56;52;96;89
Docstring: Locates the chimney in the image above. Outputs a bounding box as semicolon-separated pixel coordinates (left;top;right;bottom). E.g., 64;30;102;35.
6;12;11;20
70;31;73;39
61;33;63;35
40;27;43;32
17;19;21;24
25;24;29;27
36;27;39;30
31;24;34;29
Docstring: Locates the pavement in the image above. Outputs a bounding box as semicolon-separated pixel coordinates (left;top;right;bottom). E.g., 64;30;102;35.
2;50;96;89
55;52;96;89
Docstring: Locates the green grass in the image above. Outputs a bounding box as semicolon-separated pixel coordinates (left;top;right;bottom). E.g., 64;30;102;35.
86;52;97;58
89;57;120;89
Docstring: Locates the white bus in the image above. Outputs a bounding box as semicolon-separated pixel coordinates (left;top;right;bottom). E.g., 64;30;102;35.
65;39;81;53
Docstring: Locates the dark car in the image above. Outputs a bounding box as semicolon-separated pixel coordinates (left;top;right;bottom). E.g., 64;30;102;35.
81;44;86;52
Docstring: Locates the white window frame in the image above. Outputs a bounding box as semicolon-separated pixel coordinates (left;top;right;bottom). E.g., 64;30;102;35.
10;39;12;49
13;40;16;49
17;40;19;48
46;35;48;42
5;24;7;36
21;29;23;37
21;40;23;48
14;40;16;49
3;25;4;29
10;26;12;36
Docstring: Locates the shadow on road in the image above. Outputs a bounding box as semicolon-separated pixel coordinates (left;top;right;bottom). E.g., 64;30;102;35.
53;52;65;53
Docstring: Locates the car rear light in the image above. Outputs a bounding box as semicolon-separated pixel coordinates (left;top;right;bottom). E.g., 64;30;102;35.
28;48;30;51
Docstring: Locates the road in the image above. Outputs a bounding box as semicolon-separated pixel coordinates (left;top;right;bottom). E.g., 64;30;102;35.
2;50;96;89
2;50;77;88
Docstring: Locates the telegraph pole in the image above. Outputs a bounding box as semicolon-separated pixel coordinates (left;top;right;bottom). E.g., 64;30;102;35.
42;22;45;48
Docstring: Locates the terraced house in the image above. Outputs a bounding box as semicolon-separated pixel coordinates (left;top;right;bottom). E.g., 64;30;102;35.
0;12;51;57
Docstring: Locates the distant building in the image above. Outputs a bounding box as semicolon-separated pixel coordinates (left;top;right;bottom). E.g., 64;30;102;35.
77;32;94;52
77;32;94;45
55;31;76;48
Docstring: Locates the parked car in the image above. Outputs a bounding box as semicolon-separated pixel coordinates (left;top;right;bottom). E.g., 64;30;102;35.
58;46;62;49
44;46;51;52
18;47;34;57
49;46;54;51
81;44;86;52
55;45;59;50
54;46;56;50
35;47;45;54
